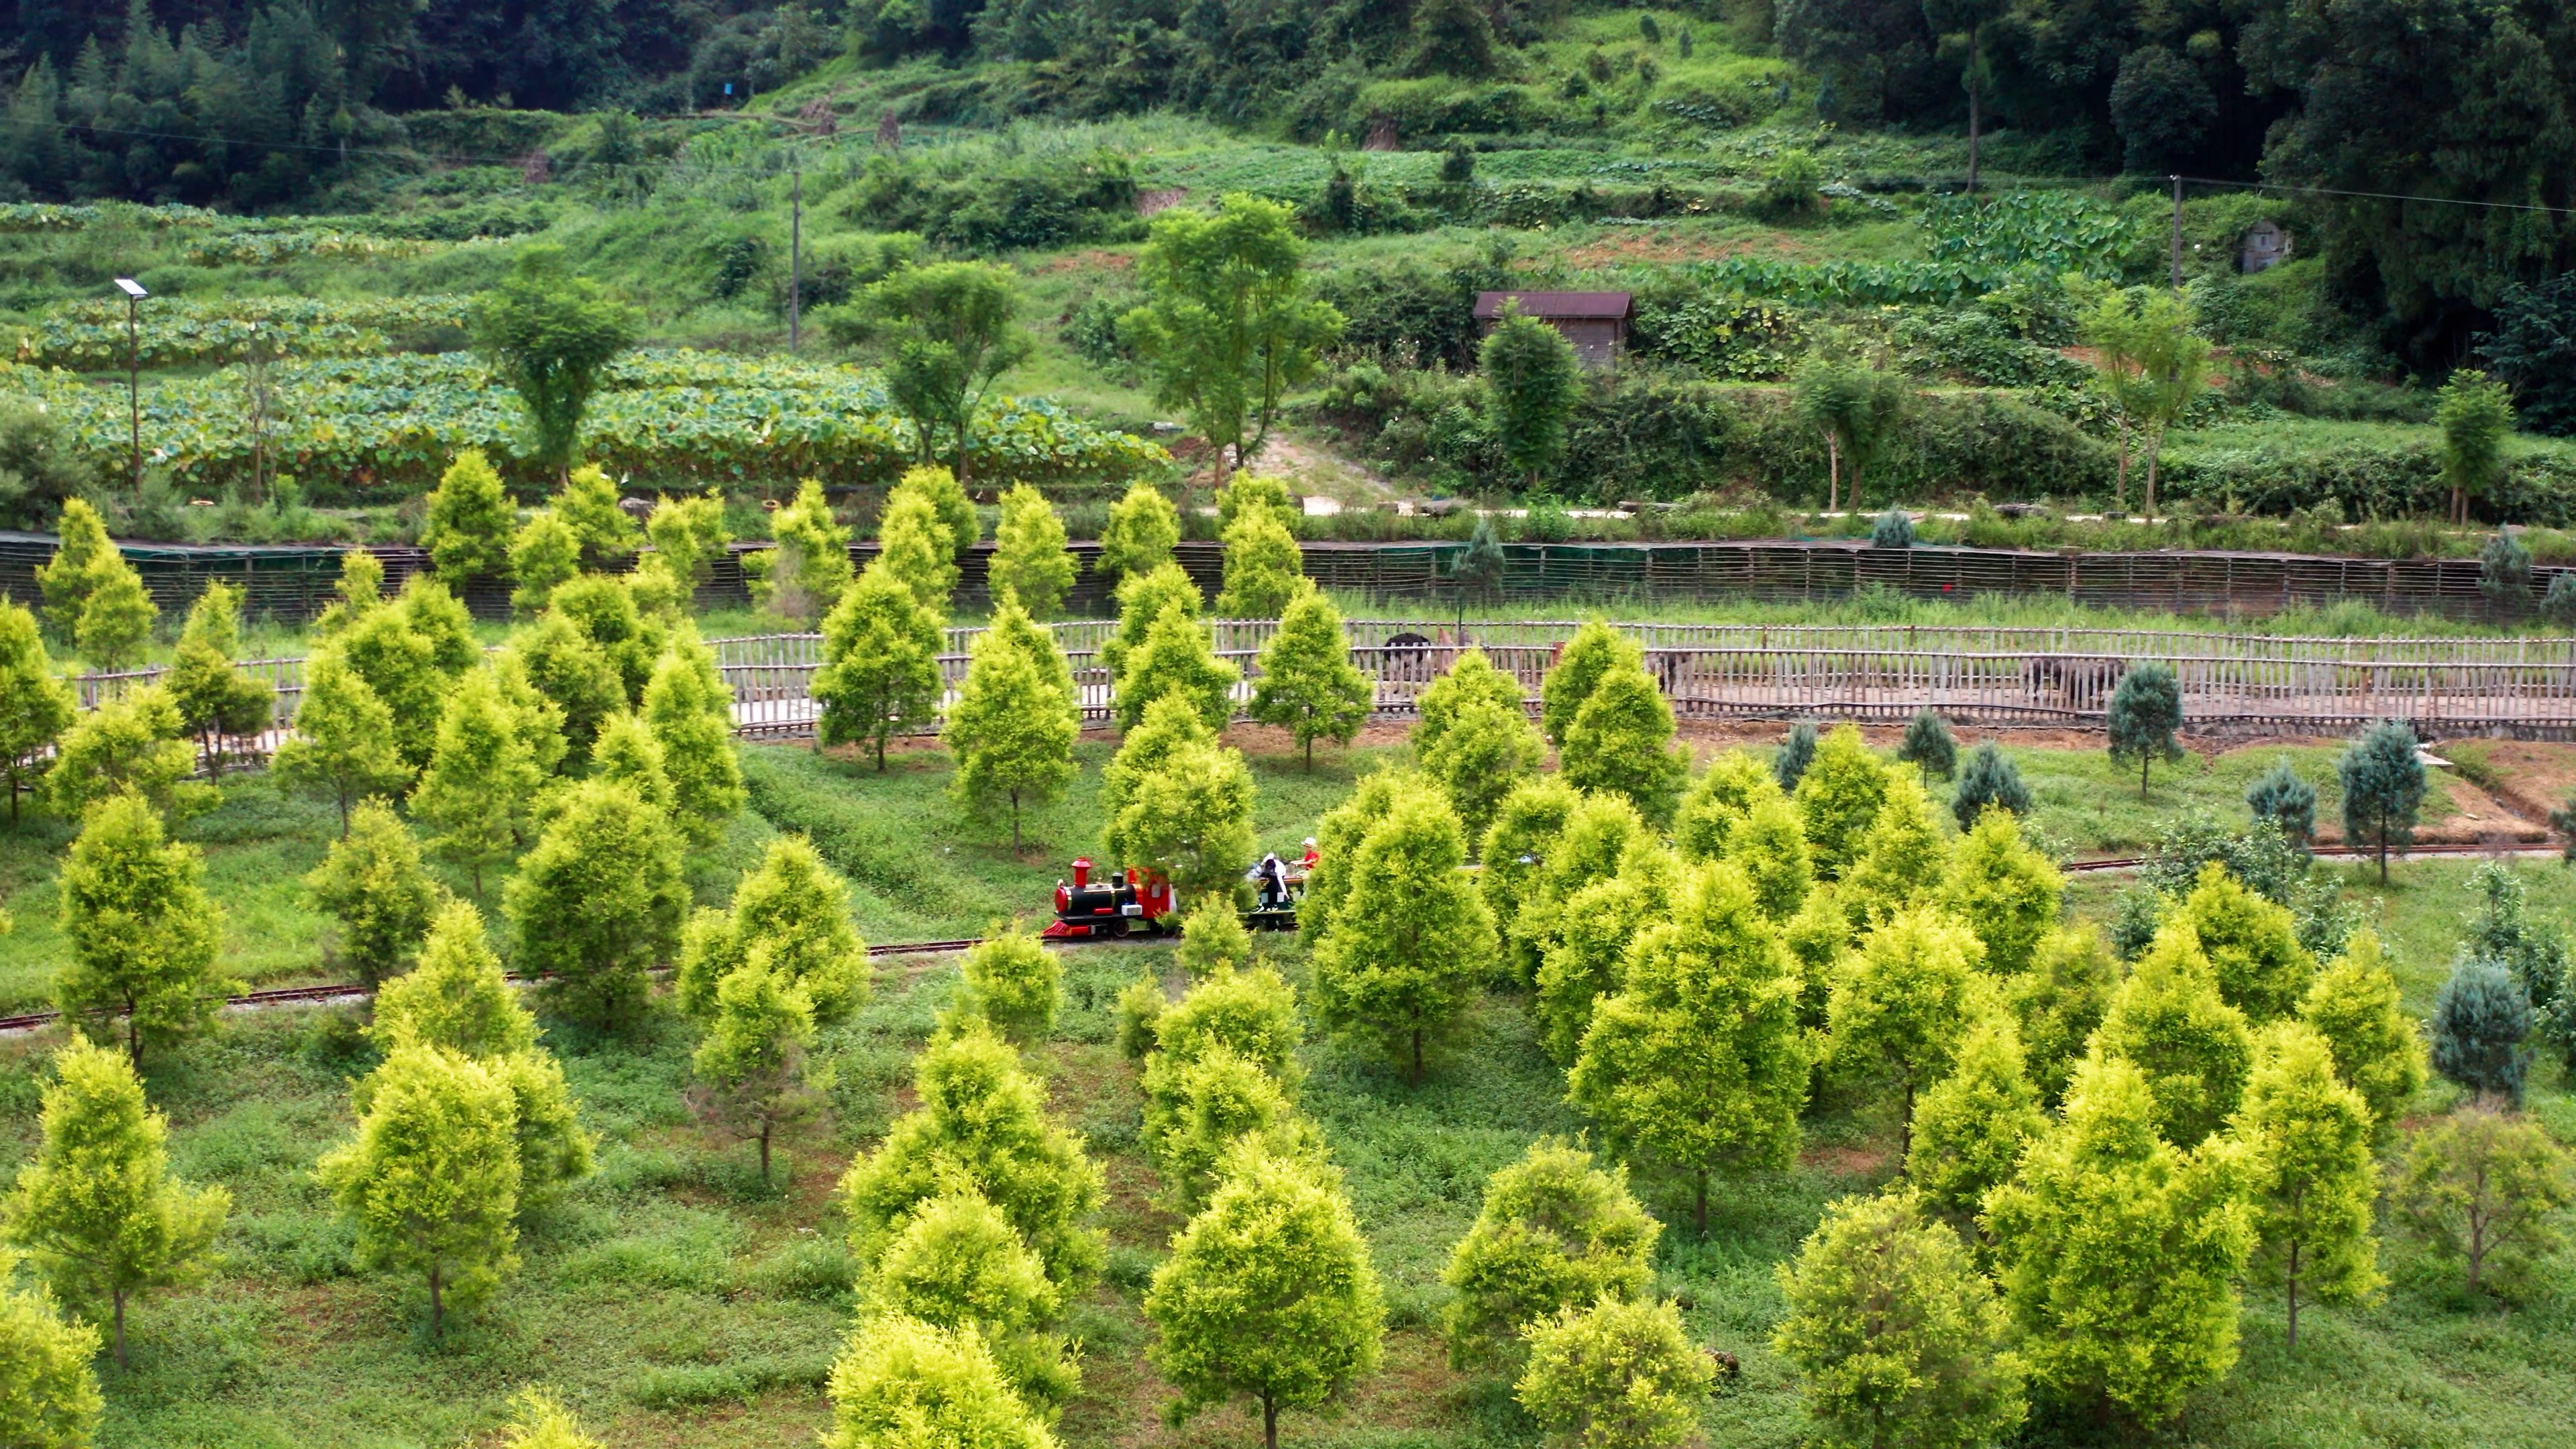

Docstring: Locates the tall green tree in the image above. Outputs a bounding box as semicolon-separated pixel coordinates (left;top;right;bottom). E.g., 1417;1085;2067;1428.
1515;1296;1714;1449
839;1026;1106;1291
470;246;638;479
877;489;962;613
411;666;545;896
688;962;825;1185
2428;955;2532;1105
1539;621;1640;748
1982;1055;2255;1426
1907;1012;2048;1224
2391;1106;2573;1297
1102;732;1257;901
2106;661;2184;796
2436;369;2516;525
2092;922;2257;1146
893;462;984;566
164;581;272;780
0;1246;101;1449
508;509;581;616
2296;934;2427;1132
867;1189;1079;1411
1675;749;1789;861
1442;1140;1660;1371
0;599;76;821
36;498;113;639
2010;926;2123;1105
1216;510;1303;617
1794;724;1894;880
813;566;947;771
947;596;1079;851
1827;906;1984;1155
1311;789;1498;1082
745;479;855;625
1145;1044;1317;1218
4;1035;229;1366
2080;289;2155;513
1774;1188;2027;1449
1250;582;1371;771
1950;741;2031;828
990;485;1075;619
858;262;1031;484
2174;861;2315;1022
1097;481;1181;583
1125;194;1344;476
67;545;155;674
822;1312;1055;1449
555;464;640;568
676;834;871;1024
54;794;231;1067
2339;718;2426;883
1790;359;1909;512
643;633;746;847
46;684;206;824
1482;304;1582;487
304;800;445;986
2235;1023;2383;1350
1568;863;1810;1233
1115;600;1239;735
2120;290;2208;519
1560;664;1688;827
1936;806;2061;977
504;778;689;1032
272;651;409;835
1412;647;1541;841
423;448;515;586
639;490;731;610
958;929;1064;1045
317;1044;523;1336
1146;1150;1385;1449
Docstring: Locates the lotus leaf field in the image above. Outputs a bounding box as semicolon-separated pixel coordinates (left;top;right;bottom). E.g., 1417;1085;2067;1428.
0;350;1170;494
17;296;476;369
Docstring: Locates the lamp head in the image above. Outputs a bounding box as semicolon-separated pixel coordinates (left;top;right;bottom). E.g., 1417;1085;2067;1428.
114;277;148;299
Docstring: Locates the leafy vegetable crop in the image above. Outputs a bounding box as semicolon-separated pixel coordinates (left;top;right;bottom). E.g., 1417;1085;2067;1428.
1;351;1167;494
19;297;474;369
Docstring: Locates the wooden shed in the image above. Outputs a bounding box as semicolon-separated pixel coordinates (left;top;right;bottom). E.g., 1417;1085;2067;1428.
1473;290;1634;368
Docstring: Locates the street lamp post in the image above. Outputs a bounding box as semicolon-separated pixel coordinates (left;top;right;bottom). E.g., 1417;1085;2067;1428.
115;277;147;498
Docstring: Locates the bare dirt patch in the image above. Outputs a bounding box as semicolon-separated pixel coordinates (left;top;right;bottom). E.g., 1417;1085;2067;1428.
1560;230;1815;267
2436;738;2576;824
1033;248;1136;274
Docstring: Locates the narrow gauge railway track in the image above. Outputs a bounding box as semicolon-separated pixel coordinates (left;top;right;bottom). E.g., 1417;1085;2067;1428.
0;936;1007;1035
3;842;2557;1035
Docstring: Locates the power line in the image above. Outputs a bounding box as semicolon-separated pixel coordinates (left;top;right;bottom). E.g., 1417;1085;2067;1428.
2180;174;2576;218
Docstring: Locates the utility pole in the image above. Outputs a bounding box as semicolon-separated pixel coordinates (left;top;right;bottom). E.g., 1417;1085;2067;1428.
2169;175;2184;291
116;277;147;499
789;165;803;354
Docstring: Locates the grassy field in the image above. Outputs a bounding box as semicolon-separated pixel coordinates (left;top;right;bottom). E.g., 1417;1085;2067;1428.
1;733;2571;1447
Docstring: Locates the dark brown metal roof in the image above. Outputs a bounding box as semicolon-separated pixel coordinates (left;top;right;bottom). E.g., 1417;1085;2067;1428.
1472;290;1635;320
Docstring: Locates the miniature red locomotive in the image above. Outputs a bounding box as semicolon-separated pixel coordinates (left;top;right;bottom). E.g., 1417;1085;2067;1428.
1042;858;1179;939
1042;845;1315;939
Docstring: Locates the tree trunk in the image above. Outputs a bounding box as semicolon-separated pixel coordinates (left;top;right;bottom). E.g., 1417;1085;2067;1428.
2379;829;2390;885
1305;735;1315;772
1900;1078;1915;1160
2286;1240;2302;1350
127;1006;142;1069
1011;792;1023;854
2114;416;2131;514
113;1287;128;1368
1262;1392;1278;1449
336;787;351;837
759;1121;773;1184
2140;752;2150;796
2145;427;2163;520
875;734;888;771
1826;434;1840;513
430;1262;445;1337
1966;66;1982;195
